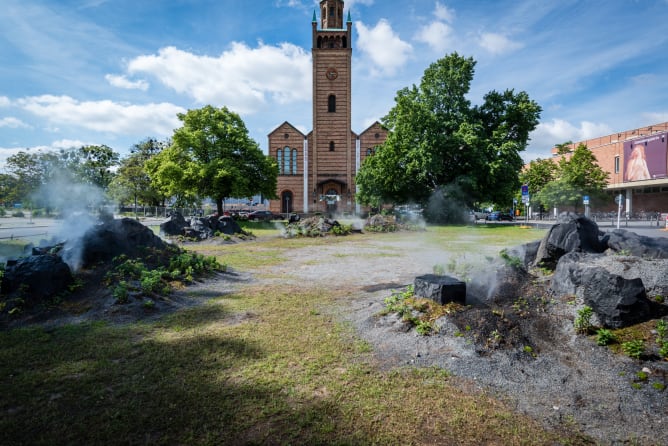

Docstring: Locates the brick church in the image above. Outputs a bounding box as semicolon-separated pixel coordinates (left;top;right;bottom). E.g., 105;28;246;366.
267;0;387;216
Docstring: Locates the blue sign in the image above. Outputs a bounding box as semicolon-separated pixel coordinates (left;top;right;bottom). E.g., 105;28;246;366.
583;195;589;205
521;185;529;196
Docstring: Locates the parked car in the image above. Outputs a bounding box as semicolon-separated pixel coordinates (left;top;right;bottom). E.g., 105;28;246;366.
248;210;282;222
470;209;490;220
486;211;514;221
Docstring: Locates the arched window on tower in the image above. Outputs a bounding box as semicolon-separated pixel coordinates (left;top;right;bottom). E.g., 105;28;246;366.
329;141;335;152
328;95;336;113
291;149;298;174
283;146;291;174
277;148;283;174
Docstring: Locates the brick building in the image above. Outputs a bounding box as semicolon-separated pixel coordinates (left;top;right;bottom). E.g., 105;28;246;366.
550;121;668;215
267;0;387;216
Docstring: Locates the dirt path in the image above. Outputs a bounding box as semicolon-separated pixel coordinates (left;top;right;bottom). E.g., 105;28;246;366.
242;232;668;446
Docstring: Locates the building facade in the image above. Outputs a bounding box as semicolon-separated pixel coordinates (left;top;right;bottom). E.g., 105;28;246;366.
267;0;387;216
550;121;668;215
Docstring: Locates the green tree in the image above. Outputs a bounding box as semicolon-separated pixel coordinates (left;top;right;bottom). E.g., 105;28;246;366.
554;141;573;155
536;144;609;212
519;158;558;212
147;106;278;214
0;173;19;207
355;53;541;220
72;145;119;189
109;138;168;209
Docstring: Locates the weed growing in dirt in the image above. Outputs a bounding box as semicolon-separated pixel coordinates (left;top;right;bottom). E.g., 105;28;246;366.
596;328;616;346
104;251;221;302
574;306;594;334
499;248;523;269
621;340;645;359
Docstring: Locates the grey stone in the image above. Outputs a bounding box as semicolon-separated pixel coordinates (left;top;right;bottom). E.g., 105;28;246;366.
414;274;466;305
580;267;650;328
602;229;668;259
534;212;604;269
1;254;73;304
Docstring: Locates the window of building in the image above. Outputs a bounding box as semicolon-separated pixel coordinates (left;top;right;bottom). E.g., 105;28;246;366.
328;95;336;112
366;148;373;156
291;149;298;174
329;141;335;151
283;146;291;174
277;148;283;174
614;155;620;173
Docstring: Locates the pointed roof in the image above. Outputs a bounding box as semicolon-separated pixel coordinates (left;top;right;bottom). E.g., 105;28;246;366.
312;10;317;22
347;10;352;23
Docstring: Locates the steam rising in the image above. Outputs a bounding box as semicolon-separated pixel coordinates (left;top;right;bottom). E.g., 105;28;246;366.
32;172;112;271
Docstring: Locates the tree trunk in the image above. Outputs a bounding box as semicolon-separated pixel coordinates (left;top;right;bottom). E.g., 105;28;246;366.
216;197;223;215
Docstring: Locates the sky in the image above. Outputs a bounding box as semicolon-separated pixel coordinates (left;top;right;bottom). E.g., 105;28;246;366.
2;0;668;169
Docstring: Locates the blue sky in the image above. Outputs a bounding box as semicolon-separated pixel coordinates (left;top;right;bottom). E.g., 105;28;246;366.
2;0;668;168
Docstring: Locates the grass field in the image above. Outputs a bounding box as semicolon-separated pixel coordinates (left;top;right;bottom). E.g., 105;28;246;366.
0;224;596;445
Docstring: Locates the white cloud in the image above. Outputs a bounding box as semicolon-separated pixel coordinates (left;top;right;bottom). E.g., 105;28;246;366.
105;74;149;91
434;1;455;22
530;118;613;152
356;19;412;76
126;43;312;114
478;32;522;55
0;117;29;129
17;95;184;136
414;21;454;53
0;97;10;107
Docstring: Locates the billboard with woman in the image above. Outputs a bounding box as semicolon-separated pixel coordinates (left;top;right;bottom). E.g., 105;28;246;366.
623;132;668;182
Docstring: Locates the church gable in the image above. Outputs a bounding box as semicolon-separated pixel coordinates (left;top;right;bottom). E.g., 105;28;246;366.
359;121;387;158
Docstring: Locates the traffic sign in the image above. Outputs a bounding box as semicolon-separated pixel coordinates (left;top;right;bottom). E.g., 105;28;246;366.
615;194;624;205
583;195;589;205
521;185;529;196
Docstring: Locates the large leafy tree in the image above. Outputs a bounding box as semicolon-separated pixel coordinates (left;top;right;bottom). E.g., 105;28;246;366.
518;157;558;211
356;53;541;219
109;138;169;208
147;106;278;214
72;145;119;189
536;144;609;212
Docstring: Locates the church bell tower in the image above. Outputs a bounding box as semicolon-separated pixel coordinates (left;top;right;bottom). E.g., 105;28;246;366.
310;0;353;214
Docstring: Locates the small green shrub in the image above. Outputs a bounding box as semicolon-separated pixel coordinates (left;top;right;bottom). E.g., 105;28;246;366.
142;299;156;309
658;341;668;359
621;339;645;360
652;382;666;391
113;281;130;304
656;320;667;341
415;320;434;336
654;295;665;303
499;249;522;269
140;269;168;294
635;370;648;381
574;306;594;334
596;328;615;346
331;223;352;236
